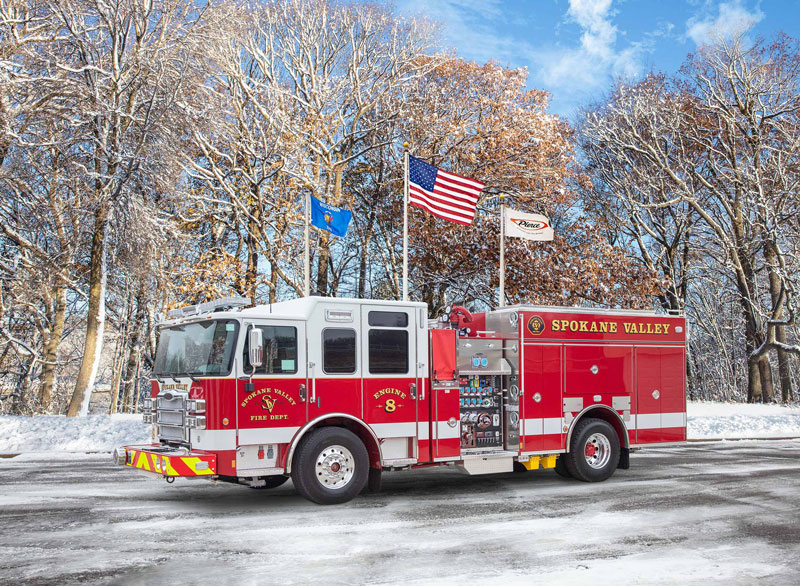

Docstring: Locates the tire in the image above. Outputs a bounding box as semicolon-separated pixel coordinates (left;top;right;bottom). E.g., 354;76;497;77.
565;418;620;482
553;455;572;478
513;461;529;473
291;427;368;505
248;476;289;490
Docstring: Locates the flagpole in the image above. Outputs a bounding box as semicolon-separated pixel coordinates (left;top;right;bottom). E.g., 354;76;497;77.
402;142;409;302
499;193;506;308
304;183;310;297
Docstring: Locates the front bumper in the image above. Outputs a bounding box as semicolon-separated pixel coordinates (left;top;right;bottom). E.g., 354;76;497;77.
117;444;216;477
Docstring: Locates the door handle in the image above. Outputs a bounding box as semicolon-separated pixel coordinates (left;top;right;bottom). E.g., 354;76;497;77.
299;384;306;402
410;383;417;399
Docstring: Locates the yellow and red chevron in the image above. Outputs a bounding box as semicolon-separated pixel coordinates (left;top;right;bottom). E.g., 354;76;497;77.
127;448;216;477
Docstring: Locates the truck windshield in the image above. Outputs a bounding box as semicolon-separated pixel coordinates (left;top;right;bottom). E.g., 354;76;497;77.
153;320;239;377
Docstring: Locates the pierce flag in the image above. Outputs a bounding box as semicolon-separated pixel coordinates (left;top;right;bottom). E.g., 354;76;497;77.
504;207;554;241
310;195;352;238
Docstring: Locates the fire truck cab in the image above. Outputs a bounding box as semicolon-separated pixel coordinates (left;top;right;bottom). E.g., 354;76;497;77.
116;296;686;505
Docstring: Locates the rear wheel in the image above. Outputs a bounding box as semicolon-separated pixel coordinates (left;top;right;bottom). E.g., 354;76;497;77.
565;418;620;482
292;427;368;505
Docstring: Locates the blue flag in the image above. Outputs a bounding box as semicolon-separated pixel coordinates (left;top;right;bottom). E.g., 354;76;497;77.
310;195;352;238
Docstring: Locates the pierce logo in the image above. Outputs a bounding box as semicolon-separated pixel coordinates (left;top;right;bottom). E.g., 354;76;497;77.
511;218;549;232
527;315;545;336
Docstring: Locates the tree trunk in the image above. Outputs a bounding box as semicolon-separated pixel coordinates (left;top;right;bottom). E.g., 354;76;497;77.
130;354;143;413
764;241;794;403
777;327;793;403
122;283;147;412
38;284;67;411
244;202;261;302
107;337;126;414
758;356;774;403
746;354;763;403
67;204;110;417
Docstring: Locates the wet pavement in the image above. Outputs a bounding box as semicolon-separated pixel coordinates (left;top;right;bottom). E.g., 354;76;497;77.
1;441;799;585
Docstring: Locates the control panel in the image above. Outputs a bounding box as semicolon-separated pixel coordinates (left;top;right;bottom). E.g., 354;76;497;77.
459;374;503;449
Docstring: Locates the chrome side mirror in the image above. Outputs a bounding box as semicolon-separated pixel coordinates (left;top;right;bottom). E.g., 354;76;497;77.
248;328;264;369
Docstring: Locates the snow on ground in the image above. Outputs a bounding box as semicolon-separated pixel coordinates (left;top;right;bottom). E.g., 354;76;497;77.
0;414;150;453
1;401;799;453
687;400;800;439
1;442;799;585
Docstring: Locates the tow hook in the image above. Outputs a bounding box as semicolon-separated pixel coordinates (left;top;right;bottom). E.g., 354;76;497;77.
165;476;175;484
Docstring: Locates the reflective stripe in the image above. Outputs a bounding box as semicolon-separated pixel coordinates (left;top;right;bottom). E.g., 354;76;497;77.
238;426;299;444
417;422;429;440
192;429;236;450
523;412;686;434
523;418;564;435
662;412;687;428
371;422;417;438
436;420;460;440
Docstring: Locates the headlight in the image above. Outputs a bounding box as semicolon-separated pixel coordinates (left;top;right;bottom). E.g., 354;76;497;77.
186;416;206;430
143;413;153;424
142;397;154;410
186;399;206;413
112;447;126;466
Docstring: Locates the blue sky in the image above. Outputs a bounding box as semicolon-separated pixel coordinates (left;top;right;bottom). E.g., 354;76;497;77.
391;0;800;119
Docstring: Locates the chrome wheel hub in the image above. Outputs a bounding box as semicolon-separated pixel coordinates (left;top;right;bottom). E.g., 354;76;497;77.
584;433;611;469
315;444;355;490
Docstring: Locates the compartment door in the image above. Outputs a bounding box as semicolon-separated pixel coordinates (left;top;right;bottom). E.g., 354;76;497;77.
430;329;460;460
521;344;563;453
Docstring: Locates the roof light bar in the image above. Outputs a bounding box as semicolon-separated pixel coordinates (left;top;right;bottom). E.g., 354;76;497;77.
167;296;251;319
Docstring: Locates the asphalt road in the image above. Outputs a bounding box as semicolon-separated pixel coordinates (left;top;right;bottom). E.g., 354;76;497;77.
1;441;799;586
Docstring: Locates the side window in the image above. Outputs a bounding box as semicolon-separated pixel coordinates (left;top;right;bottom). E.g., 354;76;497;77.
323;328;357;374
368;311;408;328
368;329;409;374
243;325;298;374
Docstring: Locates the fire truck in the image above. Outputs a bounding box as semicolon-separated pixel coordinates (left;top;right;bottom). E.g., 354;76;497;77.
115;296;686;505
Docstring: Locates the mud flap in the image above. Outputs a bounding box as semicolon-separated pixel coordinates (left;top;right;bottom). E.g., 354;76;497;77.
618;447;630;470
363;467;382;493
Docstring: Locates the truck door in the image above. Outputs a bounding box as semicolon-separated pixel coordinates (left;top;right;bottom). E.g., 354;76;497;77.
361;305;419;463
237;320;307;456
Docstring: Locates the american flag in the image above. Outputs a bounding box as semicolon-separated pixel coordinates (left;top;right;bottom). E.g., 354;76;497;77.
408;155;484;225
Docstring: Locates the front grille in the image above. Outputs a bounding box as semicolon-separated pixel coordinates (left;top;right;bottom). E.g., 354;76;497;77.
158;394;185;411
156;390;189;445
157;410;184;426
159;424;186;442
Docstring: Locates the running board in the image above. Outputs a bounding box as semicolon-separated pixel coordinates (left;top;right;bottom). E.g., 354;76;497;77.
457;456;514;475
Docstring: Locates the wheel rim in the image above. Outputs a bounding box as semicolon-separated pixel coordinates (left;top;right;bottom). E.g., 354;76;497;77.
584;433;611;469
315;444;355;490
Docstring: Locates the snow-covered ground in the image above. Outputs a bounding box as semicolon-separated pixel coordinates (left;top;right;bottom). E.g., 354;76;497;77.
687;401;800;439
0;414;150;452
1;401;799;453
1;441;799;585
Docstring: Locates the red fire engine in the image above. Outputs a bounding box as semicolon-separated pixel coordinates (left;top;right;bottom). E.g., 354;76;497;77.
115;296;686;505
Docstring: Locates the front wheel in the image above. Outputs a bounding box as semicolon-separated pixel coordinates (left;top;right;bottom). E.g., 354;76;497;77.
292;427;368;505
565;418;620;482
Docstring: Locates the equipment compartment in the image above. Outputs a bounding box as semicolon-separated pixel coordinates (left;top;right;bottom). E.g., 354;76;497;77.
459;374;503;449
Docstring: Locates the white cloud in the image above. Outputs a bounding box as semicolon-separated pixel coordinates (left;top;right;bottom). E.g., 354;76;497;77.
397;0;529;64
686;1;764;46
535;0;645;93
